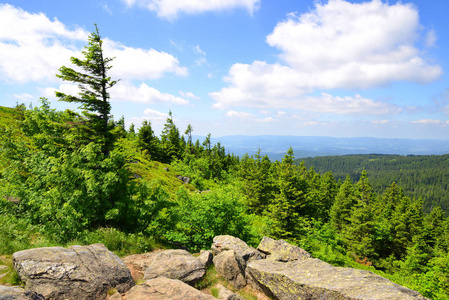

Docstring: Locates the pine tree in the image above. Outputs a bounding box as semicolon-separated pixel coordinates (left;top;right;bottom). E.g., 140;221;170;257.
55;24;118;155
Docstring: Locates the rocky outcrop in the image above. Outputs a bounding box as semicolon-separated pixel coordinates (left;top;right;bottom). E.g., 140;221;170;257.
257;236;311;262
215;284;244;300
8;236;428;300
124;277;215;300
12;244;134;300
213;250;247;289
135;249;207;284
212;235;265;262
0;285;44;300
246;257;429;300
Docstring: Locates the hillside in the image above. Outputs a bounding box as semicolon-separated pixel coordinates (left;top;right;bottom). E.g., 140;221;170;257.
1;103;449;299
297;154;449;214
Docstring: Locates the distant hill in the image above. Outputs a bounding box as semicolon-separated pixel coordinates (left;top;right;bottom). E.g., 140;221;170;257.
297;153;449;214
196;135;449;160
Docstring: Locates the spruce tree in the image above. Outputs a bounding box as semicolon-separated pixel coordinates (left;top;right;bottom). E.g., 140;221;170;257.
55;24;118;155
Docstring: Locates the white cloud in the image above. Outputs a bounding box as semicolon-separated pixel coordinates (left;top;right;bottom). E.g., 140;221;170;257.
226;110;254;118
111;81;189;105
425;30;437;48
101;3;113;15
211;0;442;112
411;119;442;124
371;120;389;125
194;45;206;56
144;108;169;119
122;0;260;19
0;4;187;84
226;110;275;123
45;81;189;105
13;93;34;102
213;84;400;115
104;39;188;80
179;91;200;100
0;4;86;83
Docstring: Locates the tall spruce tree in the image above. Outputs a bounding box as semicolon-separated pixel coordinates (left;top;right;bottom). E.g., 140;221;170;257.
55;24;118;155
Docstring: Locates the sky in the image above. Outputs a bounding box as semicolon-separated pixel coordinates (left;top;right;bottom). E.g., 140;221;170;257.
1;0;449;139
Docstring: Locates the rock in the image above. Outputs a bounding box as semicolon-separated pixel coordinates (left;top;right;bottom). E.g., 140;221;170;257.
215;284;244;300
12;244;134;300
176;175;190;184
213;250;246;290
0;285;44;300
211;235;265;262
246;258;429;300
108;291;123;300
141;249;207;284
257;236;311;262
198;250;213;267
124;277;215;300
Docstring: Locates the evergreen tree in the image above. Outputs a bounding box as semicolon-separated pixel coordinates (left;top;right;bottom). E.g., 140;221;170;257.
269;148;308;239
330;176;357;231
55;24;118;155
137;120;161;160
160;111;183;163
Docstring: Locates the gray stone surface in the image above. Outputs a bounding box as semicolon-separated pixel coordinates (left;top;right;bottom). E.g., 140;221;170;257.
247;258;429;300
257;236;311;262
215;284;244;300
211;235;265;263
124;277;215;300
142;249;207;284
198;250;213;267
12;243;134;300
213;250;246;290
0;285;44;300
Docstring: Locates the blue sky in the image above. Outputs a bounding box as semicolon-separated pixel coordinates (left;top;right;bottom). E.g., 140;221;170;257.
1;0;449;139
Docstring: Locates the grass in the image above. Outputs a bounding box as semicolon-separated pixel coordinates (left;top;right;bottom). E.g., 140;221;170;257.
0;256;22;286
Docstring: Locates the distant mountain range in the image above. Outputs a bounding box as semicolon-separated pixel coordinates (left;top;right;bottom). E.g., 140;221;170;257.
194;135;449;160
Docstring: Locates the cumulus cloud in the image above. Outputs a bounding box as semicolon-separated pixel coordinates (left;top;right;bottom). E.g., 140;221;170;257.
144;108;169;119
411;119;442;124
213;87;400;115
0;4;187;84
371;120;389;125
122;0;260;19
44;81;189;105
179;91;200;100
226;110;275;123
226;110;254;118
104;39;187;80
211;0;442;113
111;81;189;105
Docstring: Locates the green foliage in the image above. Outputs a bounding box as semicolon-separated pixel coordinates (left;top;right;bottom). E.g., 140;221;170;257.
55;25;118;155
195;265;219;290
299;153;449;214
137;120;161;161
165;186;254;252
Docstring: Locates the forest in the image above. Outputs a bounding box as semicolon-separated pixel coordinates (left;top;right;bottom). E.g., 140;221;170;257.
298;154;449;214
0;27;448;299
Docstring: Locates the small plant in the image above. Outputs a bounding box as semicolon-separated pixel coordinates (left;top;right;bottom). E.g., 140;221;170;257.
0;257;22;286
195;265;218;290
211;287;219;298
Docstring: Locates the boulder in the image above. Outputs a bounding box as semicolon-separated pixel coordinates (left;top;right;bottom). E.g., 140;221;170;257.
198;250;213;267
0;285;44;300
12;243;134;300
215;284;244;300
141;249;207;284
257;236;311;262
213;250;246;290
211;235;265;263
124;277;215;300
247;258;429;300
